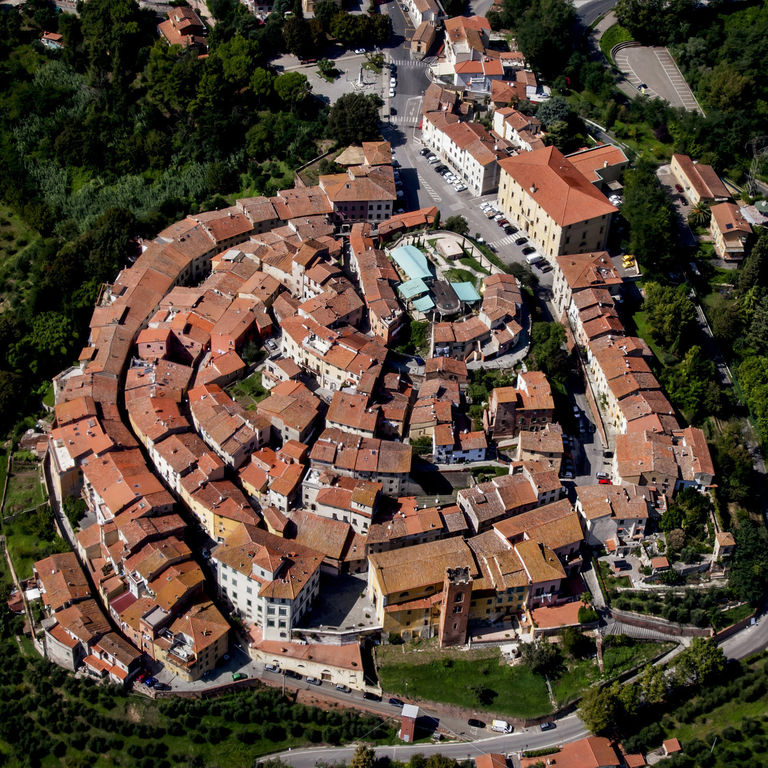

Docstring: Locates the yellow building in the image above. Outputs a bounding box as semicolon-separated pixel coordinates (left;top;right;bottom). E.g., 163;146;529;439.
497;147;616;261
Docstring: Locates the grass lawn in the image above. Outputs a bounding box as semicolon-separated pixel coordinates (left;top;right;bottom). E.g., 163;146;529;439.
444;268;479;287
603;640;674;676
227;373;270;410
2;507;68;580
711;602;754;630
459;256;490;275
552;658;600;706
599;24;633;62
598;559;631;589
377;644;552;718
3;470;46;514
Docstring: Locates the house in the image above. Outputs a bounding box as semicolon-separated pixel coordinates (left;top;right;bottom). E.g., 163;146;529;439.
575;483;655;549
211;522;322;641
498;147;617;260
404;0;442;28
493;107;545;152
520;736;621;768
319;165;397;224
425;356;469;386
516;423;564;464
432;425;488;464
456;472;539;533
256;379;322;444
552;250;623;321
443;15;491;68
566;144;629;194
411;21;437;59
615;426;715;495
308;427;411;497
713;530;736;560
326;391;379;438
709;202;752;261
157;7;207;52
453;57;505;94
40;31;64;50
670;154;731;206
422;112;501;196
484;371;555;440
34;553;90;613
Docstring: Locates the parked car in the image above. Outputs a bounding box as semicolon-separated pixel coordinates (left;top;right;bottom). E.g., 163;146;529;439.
265;664;280;673
390;77;397;87
497;218;509;226
521;246;536;255
306;677;322;686
540;721;556;731
514;236;527;245
145;676;158;687
468;719;486;729
389;88;395;98
389;697;404;707
675;184;683;193
153;682;171;691
427;155;439;164
232;672;248;681
363;692;382;701
354;48;367;54
599;478;612;485
504;225;518;234
573;405;580;415
285;670;302;680
335;684;351;693
419;147;430;156
137;672;148;683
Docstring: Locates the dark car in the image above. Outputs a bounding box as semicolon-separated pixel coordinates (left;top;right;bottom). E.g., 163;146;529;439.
419;147;430;156
521;246;536;255
504;225;518;235
145;677;158;687
675;183;683;193
389;697;404;707
468;719;486;729
285;670;302;680
435;164;448;173
540;721;556;731
153;682;171;691
363;692;382;701
306;677;322;686
515;237;528;246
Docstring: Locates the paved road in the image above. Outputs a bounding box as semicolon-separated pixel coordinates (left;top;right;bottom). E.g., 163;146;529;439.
271;713;587;768
720;615;768;661
574;0;618;27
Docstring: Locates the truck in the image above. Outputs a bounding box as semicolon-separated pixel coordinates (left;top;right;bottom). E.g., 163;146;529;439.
491;720;512;733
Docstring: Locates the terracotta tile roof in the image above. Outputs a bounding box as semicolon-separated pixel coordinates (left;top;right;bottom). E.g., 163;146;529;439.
514;539;565;584
711;201;752;236
566;144;628;183
557;251;622;293
576;483;653;522
254;638;363;671
499;146;617;226
368;536;477;595
53;598;110;645
327;391;379;434
672;154;730;201
35;552;90;611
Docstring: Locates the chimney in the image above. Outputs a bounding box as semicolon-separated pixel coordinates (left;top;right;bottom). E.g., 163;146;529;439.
530;184;537;194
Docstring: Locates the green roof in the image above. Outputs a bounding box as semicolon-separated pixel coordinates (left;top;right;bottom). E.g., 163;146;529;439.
390;245;432;281
412;296;435;312
398;278;430;300
450;282;481;302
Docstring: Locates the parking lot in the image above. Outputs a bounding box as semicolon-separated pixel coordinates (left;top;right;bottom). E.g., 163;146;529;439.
614;45;704;115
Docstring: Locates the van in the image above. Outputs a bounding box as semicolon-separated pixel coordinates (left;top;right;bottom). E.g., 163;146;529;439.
525;252;542;266
491;720;512;733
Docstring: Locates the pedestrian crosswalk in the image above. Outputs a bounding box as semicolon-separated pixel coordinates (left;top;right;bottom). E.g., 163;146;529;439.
389;115;418;126
388;59;428;69
417;173;442;203
489;234;518;249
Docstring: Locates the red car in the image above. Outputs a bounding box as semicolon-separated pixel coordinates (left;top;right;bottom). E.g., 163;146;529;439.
675;184;683;193
599;478;612;485
497;218;509;226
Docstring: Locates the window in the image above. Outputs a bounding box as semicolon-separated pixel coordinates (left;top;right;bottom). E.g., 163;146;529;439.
454;592;463;603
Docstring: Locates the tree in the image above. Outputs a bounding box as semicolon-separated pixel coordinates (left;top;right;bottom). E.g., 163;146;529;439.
535;96;572;128
739;232;768;294
250;67;276;104
283;15;313;58
615;0;665;43
688;200;710;227
327;92;381;145
529;322;568;382
350;745;375;768
643;282;698;354
620;161;676;270
729;514;768;605
578;683;622;735
444;216;469;235
520;639;562;676
516;0;576;79
274;71;311;110
675;638;726;687
561;627;594;659
314;0;338;30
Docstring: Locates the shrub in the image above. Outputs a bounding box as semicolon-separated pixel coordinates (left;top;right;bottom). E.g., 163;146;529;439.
578;606;599;623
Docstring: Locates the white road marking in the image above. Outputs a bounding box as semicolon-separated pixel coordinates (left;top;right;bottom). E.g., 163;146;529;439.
417;173;442;203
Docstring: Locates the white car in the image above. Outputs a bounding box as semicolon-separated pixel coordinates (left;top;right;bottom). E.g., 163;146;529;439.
355;48;367;54
390;77;397;87
389;88;395;98
455;184;467;192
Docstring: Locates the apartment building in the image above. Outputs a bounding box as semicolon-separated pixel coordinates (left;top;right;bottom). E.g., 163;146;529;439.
484;371;555;439
211;522;322;641
670;154;731;206
498;147;617;260
709;202;752;261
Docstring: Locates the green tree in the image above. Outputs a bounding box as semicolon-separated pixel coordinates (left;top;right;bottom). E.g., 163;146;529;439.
444;216;469;235
738;232;768;293
350;745;375;768
520;639;562;676
729;515;768;604
578;683;622;735
274;71;311;110
327;92;381;145
250;67;276;104
561;627;594;659
620;161;676;270
675;638;726;687
529;322;568;382
283;15;313;58
643;282;697;354
615;0;665;43
516;0;575;79
688;200;710;227
314;0;339;30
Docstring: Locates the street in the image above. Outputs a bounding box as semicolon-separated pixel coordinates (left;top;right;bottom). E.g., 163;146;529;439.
270;713;588;768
